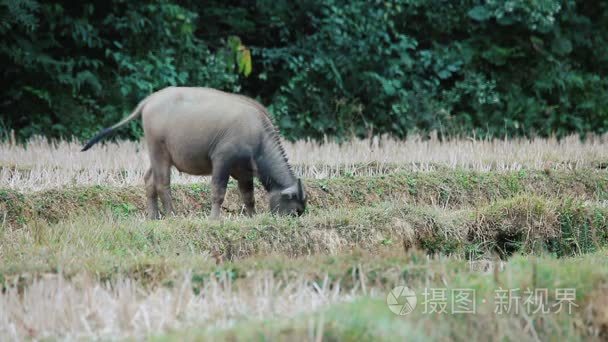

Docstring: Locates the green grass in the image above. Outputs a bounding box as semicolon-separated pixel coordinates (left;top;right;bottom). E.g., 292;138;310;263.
2;196;608;284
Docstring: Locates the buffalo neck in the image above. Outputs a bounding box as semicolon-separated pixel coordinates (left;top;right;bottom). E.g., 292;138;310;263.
255;135;296;192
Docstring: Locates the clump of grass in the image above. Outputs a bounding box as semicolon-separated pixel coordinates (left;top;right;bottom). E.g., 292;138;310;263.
471;196;561;256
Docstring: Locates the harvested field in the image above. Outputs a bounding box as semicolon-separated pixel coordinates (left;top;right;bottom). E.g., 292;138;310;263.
2;134;608;191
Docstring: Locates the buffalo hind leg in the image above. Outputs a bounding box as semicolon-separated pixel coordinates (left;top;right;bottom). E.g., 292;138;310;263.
210;161;231;219
144;168;159;219
149;144;175;218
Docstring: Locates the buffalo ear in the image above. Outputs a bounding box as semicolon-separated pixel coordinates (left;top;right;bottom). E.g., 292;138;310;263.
297;178;304;200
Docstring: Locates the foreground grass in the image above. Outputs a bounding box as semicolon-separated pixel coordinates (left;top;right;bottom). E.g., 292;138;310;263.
156;251;608;341
4;250;605;340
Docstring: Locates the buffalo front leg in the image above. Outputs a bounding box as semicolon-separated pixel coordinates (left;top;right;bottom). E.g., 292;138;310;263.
237;176;255;216
144;168;159;219
210;162;231;219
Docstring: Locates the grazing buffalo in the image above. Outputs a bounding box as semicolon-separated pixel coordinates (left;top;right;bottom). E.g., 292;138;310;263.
82;87;306;219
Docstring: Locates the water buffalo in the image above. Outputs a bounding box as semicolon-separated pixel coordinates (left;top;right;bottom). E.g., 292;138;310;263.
82;87;306;219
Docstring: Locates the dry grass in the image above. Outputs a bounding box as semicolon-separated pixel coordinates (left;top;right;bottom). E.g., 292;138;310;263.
0;271;367;341
2;250;607;341
202;251;608;342
2;134;608;190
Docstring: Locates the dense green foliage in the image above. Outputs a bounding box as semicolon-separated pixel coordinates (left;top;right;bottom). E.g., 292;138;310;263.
1;0;607;141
